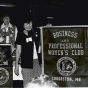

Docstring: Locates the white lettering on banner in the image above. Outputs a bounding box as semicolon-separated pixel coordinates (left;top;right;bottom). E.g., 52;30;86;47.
48;43;83;49
61;39;69;42
47;30;85;56
48;43;84;55
72;50;84;55
48;50;84;55
53;31;78;38
48;50;68;55
52;77;81;81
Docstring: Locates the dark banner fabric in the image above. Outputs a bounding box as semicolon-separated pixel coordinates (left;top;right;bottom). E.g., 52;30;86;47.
42;27;88;87
0;44;13;87
0;67;13;87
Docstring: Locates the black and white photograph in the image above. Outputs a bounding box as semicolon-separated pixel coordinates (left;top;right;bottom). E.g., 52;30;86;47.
0;0;88;88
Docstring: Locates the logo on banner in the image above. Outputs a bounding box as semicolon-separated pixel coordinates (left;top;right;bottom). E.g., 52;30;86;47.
0;68;9;85
57;57;76;76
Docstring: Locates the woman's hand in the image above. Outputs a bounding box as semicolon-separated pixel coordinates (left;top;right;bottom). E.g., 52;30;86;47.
14;64;19;76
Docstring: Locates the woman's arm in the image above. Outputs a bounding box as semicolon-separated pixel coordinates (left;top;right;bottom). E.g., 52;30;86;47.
16;44;21;66
14;44;21;76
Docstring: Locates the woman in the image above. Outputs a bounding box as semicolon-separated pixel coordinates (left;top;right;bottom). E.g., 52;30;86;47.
14;20;42;87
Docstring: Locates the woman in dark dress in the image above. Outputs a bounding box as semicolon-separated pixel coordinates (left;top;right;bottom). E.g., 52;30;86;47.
14;20;42;87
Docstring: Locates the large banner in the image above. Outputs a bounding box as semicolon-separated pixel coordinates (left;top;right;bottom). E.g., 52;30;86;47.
41;26;88;87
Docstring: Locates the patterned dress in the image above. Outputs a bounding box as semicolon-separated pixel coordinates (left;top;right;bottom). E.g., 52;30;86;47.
0;24;17;53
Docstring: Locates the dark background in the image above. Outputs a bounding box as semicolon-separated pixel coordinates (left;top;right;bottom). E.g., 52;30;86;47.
0;1;88;29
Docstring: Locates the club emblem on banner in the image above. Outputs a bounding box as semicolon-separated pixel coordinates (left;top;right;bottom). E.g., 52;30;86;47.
0;68;9;85
57;57;76;76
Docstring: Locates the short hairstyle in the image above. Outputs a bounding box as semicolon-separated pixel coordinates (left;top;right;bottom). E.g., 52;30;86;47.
1;15;10;22
23;18;33;24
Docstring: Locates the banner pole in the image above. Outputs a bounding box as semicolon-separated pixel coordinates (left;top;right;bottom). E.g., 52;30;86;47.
40;27;44;75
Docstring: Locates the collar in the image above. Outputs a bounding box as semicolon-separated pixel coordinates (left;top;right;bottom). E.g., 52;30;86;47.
23;29;32;36
1;23;13;29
